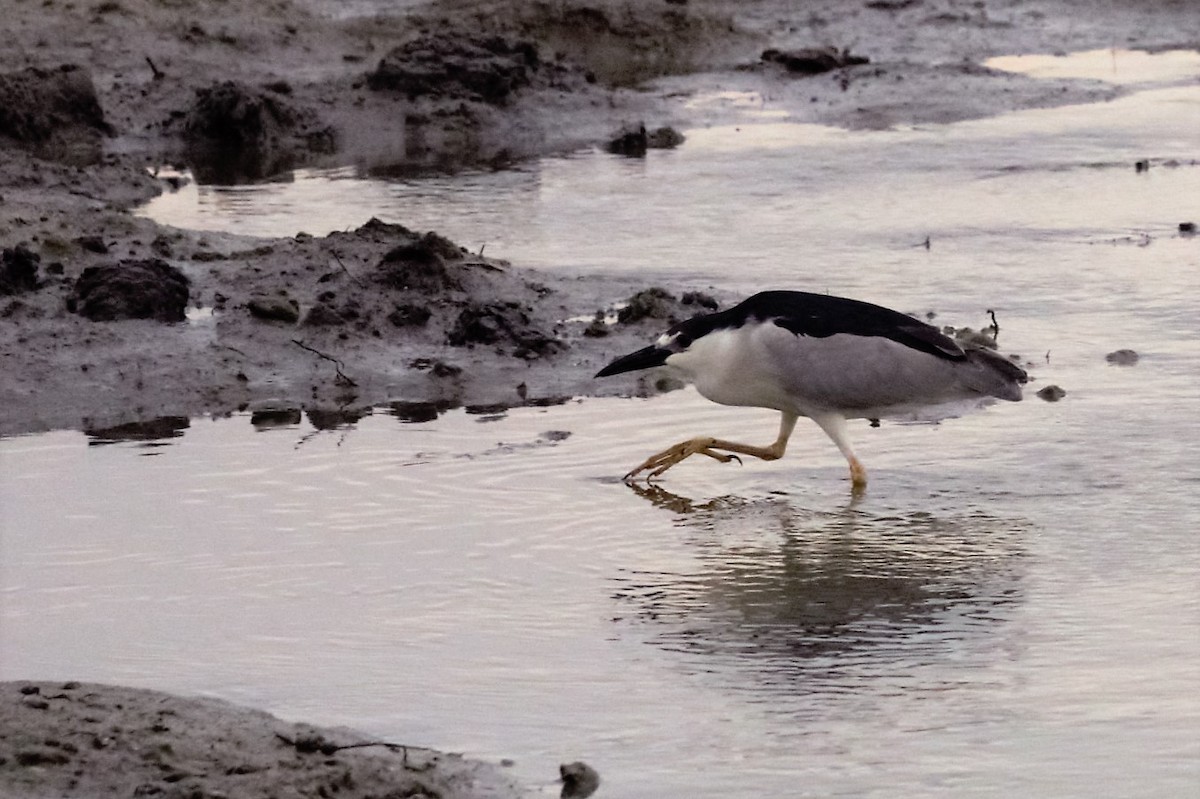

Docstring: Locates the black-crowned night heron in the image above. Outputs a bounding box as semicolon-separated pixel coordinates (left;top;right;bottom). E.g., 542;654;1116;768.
596;290;1027;487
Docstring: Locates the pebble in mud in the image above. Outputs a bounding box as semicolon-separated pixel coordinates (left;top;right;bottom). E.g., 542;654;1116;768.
248;294;300;324
1105;349;1139;366
1037;384;1067;402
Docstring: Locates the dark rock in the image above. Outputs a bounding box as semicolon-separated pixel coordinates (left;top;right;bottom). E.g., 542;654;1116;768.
86;416;190;444
607;124;686;156
647;126;686;149
1179;221;1196;236
248;294;300;324
389;399;459;423
367;34;542;105
762;47;869;75
305;407;367;430
1036;385;1067;402
1105;349;1139;366
560;761;600;798
69;259;189;322
0;245;40;295
608;124;649;156
249;404;302;428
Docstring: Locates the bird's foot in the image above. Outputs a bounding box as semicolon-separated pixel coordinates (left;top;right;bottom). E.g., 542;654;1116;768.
849;457;868;490
623;437;743;482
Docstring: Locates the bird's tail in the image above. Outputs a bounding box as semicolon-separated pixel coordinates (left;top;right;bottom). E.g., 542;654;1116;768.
962;346;1028;401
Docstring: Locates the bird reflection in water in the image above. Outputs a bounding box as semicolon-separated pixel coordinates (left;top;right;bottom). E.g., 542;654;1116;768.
615;482;1028;701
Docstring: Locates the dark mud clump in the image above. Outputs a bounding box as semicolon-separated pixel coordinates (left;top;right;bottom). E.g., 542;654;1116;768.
616;287;682;324
607;124;686;156
448;302;561;359
68;259;190;322
615;287;719;324
86;416;190;444
0;246;41;296
503;3;753;86
367;34;546;105
378;232;465;292
761;47;870;75
560;760;601;798
388;303;432;328
0;64;111;154
173;81;336;182
1105;348;1139;366
1037;384;1067;402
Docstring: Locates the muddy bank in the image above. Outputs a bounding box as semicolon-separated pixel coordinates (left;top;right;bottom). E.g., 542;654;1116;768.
0;681;530;799
2;0;1198;436
0;208;725;436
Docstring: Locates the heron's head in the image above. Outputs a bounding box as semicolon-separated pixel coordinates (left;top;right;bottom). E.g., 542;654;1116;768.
594;323;697;378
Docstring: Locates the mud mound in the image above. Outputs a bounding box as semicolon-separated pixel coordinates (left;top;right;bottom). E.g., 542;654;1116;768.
172;81;336;182
367;33;577;105
0;246;41;296
68;259;190;322
378;232;466;292
0;65;110;154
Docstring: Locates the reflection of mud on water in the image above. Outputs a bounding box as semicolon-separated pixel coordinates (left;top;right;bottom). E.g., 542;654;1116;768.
613;488;1027;697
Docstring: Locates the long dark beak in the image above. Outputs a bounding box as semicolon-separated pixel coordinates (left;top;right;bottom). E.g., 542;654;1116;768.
595;345;671;378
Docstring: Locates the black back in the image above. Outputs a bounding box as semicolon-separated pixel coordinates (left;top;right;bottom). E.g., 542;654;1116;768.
669;290;966;361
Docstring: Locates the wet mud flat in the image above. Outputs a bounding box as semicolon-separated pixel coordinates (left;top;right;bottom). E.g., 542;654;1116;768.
0;681;528;799
2;0;1199;797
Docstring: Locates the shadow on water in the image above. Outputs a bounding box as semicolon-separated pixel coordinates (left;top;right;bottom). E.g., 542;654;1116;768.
614;483;1028;702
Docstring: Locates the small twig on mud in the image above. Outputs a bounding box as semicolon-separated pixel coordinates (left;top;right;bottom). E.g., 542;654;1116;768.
331;251;363;286
291;339;358;387
987;308;1000;343
145;56;164;80
274;732;436;769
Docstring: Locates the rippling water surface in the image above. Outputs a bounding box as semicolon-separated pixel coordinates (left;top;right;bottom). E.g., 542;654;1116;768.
5;51;1200;797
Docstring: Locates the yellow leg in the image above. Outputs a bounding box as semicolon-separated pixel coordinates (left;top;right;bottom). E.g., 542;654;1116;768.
624;412;798;482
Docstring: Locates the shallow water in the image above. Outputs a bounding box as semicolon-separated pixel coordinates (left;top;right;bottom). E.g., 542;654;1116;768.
7;52;1200;796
